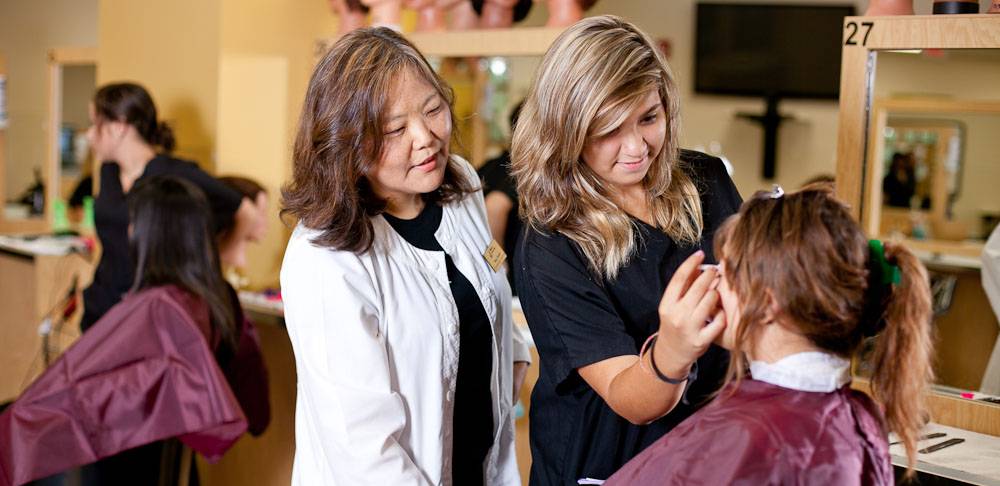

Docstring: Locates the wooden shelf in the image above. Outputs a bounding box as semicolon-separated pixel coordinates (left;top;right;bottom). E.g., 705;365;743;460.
47;46;98;65
901;237;986;260
320;27;564;58
876;97;1000;115
408;26;563;57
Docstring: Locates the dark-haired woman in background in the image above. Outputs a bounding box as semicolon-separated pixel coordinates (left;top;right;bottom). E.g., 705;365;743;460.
81;82;258;330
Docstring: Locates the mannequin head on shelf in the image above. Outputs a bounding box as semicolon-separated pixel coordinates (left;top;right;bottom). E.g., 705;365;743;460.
472;0;533;28
545;0;598;27
863;0;914;16
405;0;447;31
217;176;268;269
329;0;369;35
360;0;403;30
435;0;479;30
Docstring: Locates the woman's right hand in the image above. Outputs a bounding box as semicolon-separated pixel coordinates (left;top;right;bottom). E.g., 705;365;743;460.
653;251;726;377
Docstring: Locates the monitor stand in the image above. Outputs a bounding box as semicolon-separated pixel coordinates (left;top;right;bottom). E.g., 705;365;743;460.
737;94;793;180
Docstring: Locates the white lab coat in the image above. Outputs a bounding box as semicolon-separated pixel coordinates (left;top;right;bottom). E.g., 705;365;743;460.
280;156;529;485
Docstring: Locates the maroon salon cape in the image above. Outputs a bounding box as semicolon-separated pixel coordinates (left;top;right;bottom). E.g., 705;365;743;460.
219;286;271;437
0;286;248;486
606;379;892;486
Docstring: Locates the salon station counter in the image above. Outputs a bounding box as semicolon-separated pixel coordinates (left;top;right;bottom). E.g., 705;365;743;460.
890;423;1000;486
0;234;94;403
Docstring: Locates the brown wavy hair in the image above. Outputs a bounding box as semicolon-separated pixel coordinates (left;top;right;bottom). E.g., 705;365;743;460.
511;15;702;279
714;183;934;473
281;27;475;253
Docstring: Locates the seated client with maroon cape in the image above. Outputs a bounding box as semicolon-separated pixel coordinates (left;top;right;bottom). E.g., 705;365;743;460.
0;176;269;486
607;184;935;485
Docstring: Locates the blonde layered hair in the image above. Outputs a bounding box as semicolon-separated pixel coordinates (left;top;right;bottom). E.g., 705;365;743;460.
511;15;702;279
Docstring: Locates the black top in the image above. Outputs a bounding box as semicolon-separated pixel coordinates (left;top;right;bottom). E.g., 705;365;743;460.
81;154;243;330
514;151;743;485
382;202;495;486
478;152;521;295
882;171;915;208
68;174;93;208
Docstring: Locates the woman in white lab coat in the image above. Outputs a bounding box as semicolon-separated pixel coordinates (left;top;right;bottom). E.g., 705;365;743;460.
280;27;530;485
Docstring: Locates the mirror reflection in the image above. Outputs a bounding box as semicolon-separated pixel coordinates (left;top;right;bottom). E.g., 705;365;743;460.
864;49;1000;399
59;63;96;223
1;56;95;224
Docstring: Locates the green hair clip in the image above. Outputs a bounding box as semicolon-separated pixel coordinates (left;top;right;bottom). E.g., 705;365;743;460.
868;239;901;286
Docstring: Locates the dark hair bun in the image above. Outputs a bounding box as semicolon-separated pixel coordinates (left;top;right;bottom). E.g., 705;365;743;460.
156;121;176;153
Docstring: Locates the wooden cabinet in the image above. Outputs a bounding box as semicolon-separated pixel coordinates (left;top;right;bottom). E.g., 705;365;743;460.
0;245;94;402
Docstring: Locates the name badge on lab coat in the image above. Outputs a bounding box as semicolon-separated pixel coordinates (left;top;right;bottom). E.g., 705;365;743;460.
483;240;506;272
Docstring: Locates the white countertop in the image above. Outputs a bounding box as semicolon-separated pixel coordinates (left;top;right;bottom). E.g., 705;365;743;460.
890;423;1000;485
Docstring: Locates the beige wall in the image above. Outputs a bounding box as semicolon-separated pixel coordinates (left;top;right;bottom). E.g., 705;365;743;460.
216;0;336;288
949;114;1000;226
62;65;97;129
98;0;222;168
0;0;97;198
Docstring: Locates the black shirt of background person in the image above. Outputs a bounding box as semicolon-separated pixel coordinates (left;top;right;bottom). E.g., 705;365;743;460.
383;202;495;486
81;155;243;331
478;151;521;295
68;175;93;208
882;169;917;208
514;151;743;486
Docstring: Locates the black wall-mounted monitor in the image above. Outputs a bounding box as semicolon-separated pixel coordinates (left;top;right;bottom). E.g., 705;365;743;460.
695;3;855;100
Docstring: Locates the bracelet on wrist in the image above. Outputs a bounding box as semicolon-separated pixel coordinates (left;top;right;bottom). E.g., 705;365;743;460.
641;334;698;385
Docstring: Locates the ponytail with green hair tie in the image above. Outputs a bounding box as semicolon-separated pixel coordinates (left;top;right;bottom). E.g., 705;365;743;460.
861;239;901;337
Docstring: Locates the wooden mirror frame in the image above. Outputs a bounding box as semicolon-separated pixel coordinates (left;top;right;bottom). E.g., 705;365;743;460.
45;47;97;229
836;14;1000;437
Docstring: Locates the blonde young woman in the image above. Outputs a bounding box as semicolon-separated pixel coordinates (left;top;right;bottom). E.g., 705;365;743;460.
510;16;742;485
280;28;529;485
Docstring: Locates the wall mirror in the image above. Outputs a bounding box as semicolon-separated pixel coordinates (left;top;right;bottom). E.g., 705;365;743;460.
868;50;1000;398
47;48;97;229
837;15;1000;435
0;47;96;233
